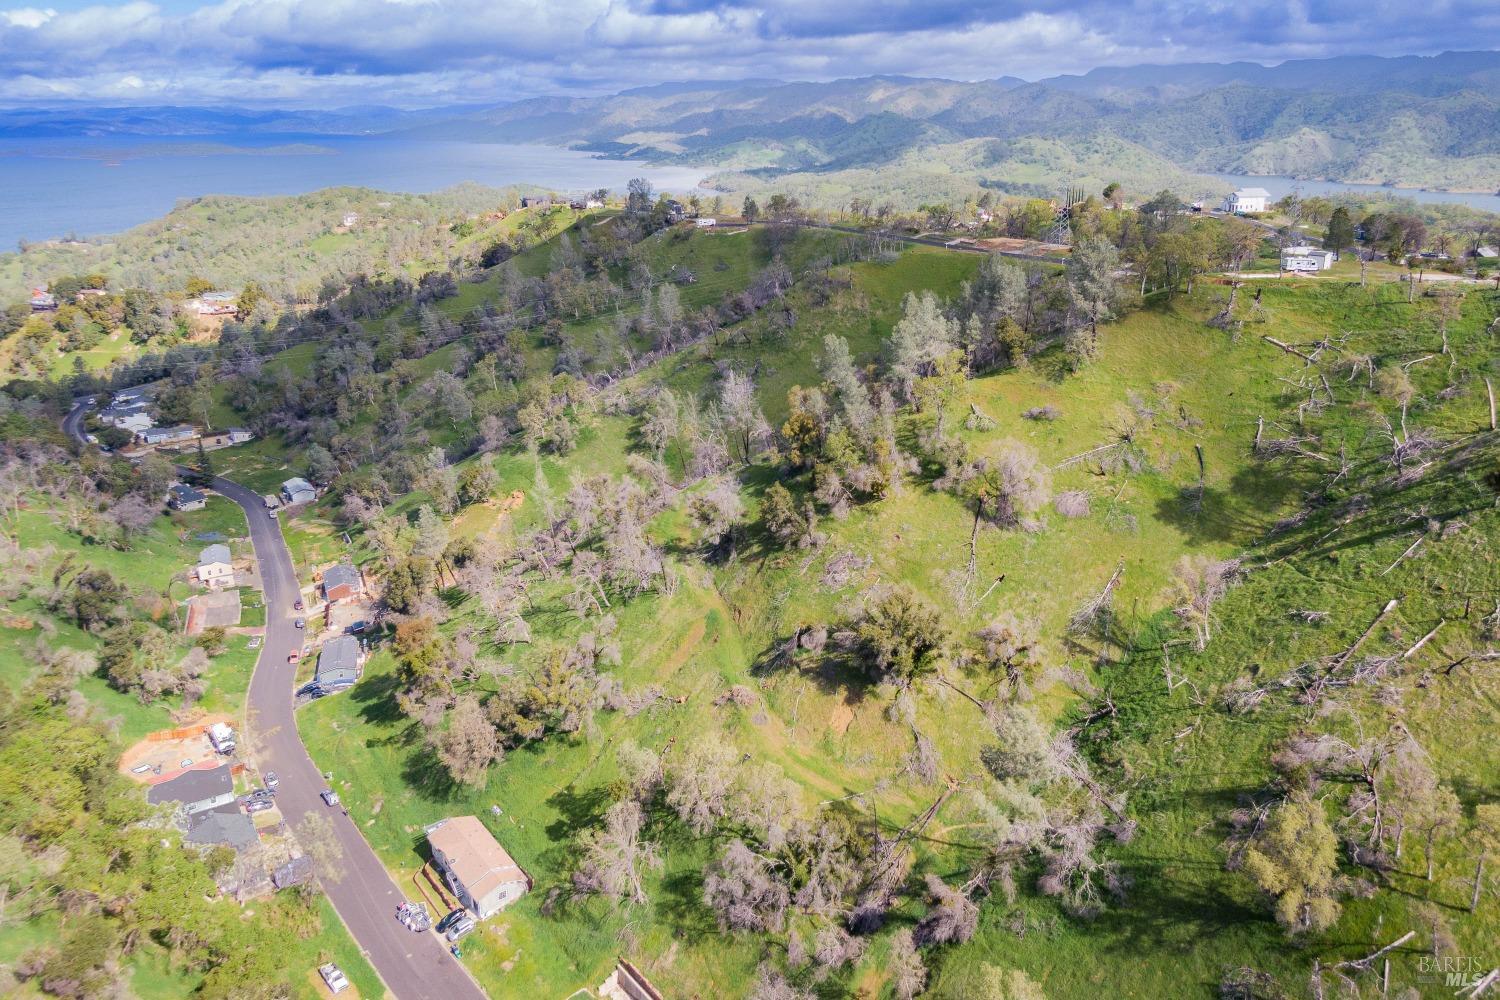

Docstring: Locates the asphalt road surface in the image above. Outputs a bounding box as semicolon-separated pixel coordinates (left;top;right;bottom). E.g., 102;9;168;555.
64;401;487;1000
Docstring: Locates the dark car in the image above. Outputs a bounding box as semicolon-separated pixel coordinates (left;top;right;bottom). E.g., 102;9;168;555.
435;909;468;934
320;789;340;807
245;788;275;802
244;799;274;814
294;618;305;629
347;620;368;634
293;599;304;612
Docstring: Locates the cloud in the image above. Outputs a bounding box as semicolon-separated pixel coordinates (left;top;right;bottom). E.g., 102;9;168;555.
0;0;1491;105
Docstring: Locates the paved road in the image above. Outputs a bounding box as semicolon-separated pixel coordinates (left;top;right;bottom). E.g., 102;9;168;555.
64;401;487;1000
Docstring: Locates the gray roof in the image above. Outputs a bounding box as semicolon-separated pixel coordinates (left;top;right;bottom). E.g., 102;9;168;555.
316;635;362;687
199;543;231;566
1233;187;1271;198
323;564;360;592
148;765;233;808
272;855;314;889
186;804;259;850
171;484;206;504
282;477;314;494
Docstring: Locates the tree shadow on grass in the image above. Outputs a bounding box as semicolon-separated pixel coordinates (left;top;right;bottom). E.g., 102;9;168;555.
545;783;612;843
400;744;464;803
347;667;407;730
656;866;721;945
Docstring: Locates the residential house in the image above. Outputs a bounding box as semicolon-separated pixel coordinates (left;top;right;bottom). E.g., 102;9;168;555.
29;288;56;312
281;477;317;505
225;427;254;444
100;401;154;432
184;291;237;317
148;765;236;816
341;212;359;228
314;635;364;692
168;483;207;511
1475;245;1498;259
75;288;108;302
186;804;258;850
1281;246;1336;272
1221;187;1270;215
112;386;153;405
520;195;552;209
138;425;197;447
425;816;531;918
196;543;234;589
321;563;363;604
664;200;686;222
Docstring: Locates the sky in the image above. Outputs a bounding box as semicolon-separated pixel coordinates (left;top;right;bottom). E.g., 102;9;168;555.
0;0;1495;107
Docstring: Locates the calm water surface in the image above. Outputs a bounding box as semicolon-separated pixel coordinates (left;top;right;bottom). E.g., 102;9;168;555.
0;134;708;247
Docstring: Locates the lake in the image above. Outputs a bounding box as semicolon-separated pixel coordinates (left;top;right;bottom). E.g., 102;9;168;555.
0;134;708;248
1211;173;1500;214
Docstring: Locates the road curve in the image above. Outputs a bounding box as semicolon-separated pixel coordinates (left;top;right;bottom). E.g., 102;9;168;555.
64;401;487;1000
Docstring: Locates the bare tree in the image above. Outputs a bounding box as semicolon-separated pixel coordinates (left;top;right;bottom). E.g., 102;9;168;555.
571;799;662;907
702;839;791;933
665;735;737;835
912;872;978;945
432;694;501;787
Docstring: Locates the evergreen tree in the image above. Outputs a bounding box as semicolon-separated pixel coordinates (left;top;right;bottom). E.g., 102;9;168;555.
1324;206;1355;257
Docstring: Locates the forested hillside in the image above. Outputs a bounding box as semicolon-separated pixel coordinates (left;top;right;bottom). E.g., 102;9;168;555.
6;185;1490;999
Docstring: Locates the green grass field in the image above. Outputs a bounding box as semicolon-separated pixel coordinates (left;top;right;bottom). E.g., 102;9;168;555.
284;264;1500;997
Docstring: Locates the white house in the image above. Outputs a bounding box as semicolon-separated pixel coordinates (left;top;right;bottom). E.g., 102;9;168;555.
1281;246;1336;272
425;816;530;919
196;543;234;589
695;217;717;228
187;292;237;317
341;212;359;228
1222;187;1270;215
281;477;316;505
138;425;197;446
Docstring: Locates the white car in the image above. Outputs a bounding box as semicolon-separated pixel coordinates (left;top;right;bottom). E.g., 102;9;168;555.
318;963;349;994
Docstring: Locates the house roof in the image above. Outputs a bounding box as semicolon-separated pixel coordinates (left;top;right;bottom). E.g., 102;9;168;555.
171;483;206;503
186;803;258;849
148;765;233;809
1233;187;1271;198
199;543;231;566
323;564;360;592
426;816;527;901
316;635;361;685
272;855;314;888
143;424;195;441
282;477;314;494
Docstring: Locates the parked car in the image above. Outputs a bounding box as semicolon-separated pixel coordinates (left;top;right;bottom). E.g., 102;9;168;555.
264;771;278;791
347;620;368;634
288;650;300;663
435;908;468;933
320;789;340;807
244;799;274;814
245;788;274;801
318;963;349;995
294;599;304;611
444;914;476;942
294;618;305;629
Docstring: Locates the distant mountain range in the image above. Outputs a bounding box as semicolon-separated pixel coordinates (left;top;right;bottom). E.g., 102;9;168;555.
3;50;1497;200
